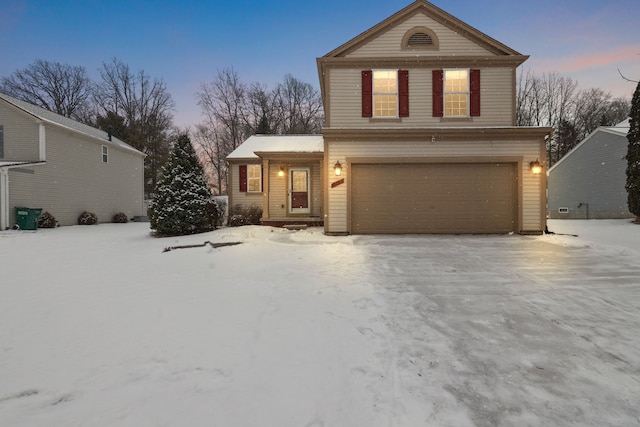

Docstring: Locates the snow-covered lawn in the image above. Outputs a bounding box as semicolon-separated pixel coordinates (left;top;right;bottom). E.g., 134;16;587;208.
1;219;639;426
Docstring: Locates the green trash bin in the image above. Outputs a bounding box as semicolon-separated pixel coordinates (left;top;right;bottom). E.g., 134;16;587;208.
15;207;43;230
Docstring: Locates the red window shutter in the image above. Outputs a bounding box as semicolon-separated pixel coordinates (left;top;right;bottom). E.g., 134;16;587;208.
432;70;443;117
239;165;247;192
398;70;409;117
470;69;481;117
362;70;373;118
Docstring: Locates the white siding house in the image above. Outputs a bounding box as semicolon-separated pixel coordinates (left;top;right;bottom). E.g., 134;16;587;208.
548;120;632;219
0;92;146;229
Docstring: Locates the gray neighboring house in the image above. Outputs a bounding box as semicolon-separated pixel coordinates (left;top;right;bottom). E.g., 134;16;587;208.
547;119;632;219
0;92;146;229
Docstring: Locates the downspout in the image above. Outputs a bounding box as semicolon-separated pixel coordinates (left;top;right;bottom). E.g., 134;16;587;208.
0;168;8;230
39;123;46;161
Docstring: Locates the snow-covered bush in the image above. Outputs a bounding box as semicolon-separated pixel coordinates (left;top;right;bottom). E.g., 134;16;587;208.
113;212;128;223
148;134;212;236
38;211;58;228
228;204;262;227
78;211;98;225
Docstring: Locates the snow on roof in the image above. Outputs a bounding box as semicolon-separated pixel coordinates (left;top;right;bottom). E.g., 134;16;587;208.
0;161;46;169
0;92;145;157
605;118;630;135
227;134;324;159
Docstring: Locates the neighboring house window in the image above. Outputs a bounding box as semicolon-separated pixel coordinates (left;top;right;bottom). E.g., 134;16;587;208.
239;164;262;193
0;125;4;158
362;70;409;118
102;145;108;163
432;69;480;117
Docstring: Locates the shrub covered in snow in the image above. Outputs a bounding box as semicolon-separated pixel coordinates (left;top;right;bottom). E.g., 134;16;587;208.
228;204;263;227
113;212;128;223
37;211;58;228
148;134;212;236
78;211;98;225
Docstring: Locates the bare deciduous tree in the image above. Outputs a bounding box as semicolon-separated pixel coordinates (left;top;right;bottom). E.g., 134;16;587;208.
0;59;93;120
517;69;630;166
93;58;175;195
274;74;324;134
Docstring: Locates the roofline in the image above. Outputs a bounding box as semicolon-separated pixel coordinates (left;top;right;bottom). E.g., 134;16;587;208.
548;126;628;173
322;0;522;59
0;94;145;158
323;126;553;141
0;161;47;170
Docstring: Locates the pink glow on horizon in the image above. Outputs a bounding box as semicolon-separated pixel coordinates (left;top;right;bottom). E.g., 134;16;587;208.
533;45;639;73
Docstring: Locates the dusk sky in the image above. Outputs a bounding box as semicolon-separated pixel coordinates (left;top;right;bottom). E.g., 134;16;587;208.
2;0;639;128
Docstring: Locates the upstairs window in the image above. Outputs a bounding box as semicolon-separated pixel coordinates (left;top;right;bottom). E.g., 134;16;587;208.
362;70;409;118
373;70;397;117
0;125;4;158
444;69;469;117
102;145;108;163
433;69;480;118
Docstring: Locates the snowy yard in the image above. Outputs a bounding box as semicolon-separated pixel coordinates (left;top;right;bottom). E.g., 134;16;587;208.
1;220;639;426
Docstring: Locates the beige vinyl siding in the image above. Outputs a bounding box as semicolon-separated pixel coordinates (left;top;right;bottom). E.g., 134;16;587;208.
267;161;322;218
326;138;543;233
328;68;513;127
0;103;41;161
8;125;144;226
345;14;492;57
267;163;287;217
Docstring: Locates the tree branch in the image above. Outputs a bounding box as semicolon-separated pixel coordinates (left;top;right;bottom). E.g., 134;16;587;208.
618;68;639;83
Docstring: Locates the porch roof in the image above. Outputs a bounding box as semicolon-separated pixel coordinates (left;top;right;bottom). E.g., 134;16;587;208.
227;135;324;160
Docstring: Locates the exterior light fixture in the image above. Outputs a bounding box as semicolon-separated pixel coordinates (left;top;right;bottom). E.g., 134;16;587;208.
530;160;542;174
278;167;285;177
334;161;342;176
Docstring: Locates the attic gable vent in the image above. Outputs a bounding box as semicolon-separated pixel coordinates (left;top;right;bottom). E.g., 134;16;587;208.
408;32;433;46
402;27;439;51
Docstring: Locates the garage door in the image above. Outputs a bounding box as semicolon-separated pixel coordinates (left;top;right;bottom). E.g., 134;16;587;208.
351;163;517;234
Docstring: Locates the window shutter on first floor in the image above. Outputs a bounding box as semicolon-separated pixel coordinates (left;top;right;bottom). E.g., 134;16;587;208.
398;70;409;117
362;70;373;118
432;69;444;117
239;164;247;192
470;69;481;117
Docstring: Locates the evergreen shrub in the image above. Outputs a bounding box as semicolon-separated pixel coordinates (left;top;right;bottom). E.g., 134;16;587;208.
78;211;98;225
113;212;128;223
228;204;263;227
148;134;212;236
38;211;58;228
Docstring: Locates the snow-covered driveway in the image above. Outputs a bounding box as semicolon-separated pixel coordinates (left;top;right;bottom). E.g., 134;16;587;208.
1;221;639;426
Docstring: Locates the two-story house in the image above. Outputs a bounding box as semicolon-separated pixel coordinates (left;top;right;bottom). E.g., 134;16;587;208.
227;0;552;235
0;92;146;229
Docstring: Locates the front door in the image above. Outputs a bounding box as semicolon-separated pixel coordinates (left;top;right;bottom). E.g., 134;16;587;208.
289;168;310;214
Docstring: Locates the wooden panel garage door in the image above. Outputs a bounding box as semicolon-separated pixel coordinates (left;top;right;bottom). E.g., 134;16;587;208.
351;163;517;234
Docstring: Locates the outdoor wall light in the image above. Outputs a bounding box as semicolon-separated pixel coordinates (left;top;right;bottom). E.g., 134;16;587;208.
530;160;543;174
278;167;285;177
334;161;342;176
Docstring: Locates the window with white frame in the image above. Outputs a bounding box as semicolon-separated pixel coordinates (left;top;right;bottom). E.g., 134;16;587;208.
444;69;469;117
247;164;261;192
102;145;108;163
373;70;398;117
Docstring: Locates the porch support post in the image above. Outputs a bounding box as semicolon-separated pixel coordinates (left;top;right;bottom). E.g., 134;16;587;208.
262;158;270;220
